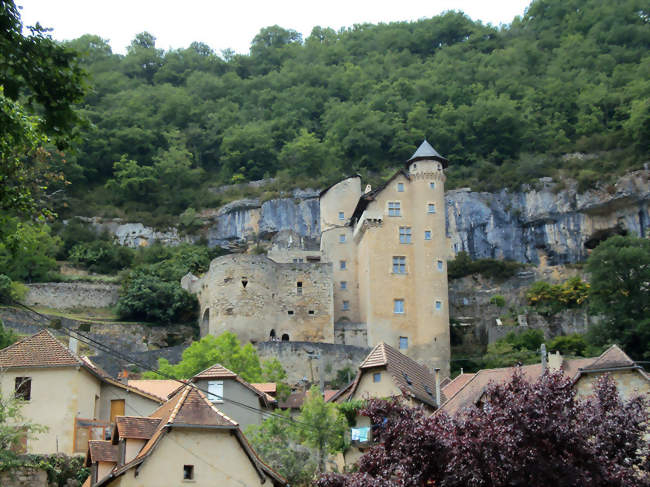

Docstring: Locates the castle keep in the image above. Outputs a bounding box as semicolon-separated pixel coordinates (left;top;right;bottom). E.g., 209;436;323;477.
183;141;452;374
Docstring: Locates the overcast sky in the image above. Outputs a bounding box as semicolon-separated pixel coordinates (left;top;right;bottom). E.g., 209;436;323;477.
18;0;531;55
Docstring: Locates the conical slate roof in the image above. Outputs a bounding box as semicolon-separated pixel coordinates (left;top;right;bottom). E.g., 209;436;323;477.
407;140;448;168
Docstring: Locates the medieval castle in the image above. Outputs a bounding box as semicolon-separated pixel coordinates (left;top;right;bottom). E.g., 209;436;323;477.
182;141;452;374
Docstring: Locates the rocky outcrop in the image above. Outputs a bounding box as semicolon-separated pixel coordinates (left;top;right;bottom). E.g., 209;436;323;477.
72;217;196;248
446;170;649;265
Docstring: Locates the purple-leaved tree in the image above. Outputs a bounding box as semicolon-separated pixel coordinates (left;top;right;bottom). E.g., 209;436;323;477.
317;371;649;487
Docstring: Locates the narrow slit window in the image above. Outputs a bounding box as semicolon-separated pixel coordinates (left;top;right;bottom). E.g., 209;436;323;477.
297;281;303;295
342;300;350;311
241;277;248;288
340;260;347;270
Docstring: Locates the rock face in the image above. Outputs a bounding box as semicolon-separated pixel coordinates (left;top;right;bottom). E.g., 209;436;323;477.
446;170;649;265
73;217;196;248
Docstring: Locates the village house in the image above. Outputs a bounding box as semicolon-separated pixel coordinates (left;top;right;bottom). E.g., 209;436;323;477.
438;345;649;416
329;341;445;465
0;330;163;455
82;384;286;487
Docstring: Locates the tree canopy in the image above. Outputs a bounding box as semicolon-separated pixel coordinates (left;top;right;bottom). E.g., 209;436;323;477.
317;372;649;487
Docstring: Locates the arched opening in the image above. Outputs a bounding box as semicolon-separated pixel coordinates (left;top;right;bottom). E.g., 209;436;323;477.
200;308;210;336
241;277;248;288
281;333;290;342
269;329;276;339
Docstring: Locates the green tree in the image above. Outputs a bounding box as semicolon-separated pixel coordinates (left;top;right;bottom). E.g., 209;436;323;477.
586;235;650;360
296;385;348;472
0;319;19;349
0;219;61;282
105;156;157;203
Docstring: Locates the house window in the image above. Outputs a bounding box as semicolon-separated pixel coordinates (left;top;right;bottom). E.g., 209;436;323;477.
340;260;347;270
437;260;444;271
424;230;432;240
340;281;347;290
338;211;345;221
397;182;404;192
342;300;350;311
373;373;381;383
392;256;406;274
208;381;223;403
394;299;405;314
428;203;436;214
399;226;411;244
399;336;408;350
297;281;303;295
339;234;346;243
388;202;401;216
183;465;194;480
14;377;31;401
435;300;442;311
430;182;435;189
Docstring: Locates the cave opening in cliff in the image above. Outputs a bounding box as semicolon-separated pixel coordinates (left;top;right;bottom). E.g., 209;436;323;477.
584;226;628;250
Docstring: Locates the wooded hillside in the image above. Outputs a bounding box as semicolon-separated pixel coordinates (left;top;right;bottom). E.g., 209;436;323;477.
59;0;648;220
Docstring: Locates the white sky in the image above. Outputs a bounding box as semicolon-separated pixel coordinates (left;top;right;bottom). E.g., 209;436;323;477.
18;0;531;55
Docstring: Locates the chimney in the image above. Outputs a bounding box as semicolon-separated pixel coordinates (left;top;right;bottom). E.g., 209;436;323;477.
68;333;79;355
541;343;547;372
434;368;441;407
548;351;563;372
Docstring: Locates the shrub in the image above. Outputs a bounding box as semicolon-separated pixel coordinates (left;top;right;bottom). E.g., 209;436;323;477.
489;294;506;307
448;251;524;280
527;277;589;315
69;240;134;274
547;334;588;357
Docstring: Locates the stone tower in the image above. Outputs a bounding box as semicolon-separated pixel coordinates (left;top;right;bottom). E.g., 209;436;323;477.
320;141;451;374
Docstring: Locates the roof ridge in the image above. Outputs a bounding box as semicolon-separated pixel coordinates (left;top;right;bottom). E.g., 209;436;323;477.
167;386;190;424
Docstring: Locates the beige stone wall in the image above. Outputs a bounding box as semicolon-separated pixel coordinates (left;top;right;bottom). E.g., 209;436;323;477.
321;226;360;324
574;369;649;400
114;428;274;486
349;367;402;401
0;467;48;487
353;162;451;375
190;254;334;343
267;247;322;263
320;176;362;231
0;367;101;455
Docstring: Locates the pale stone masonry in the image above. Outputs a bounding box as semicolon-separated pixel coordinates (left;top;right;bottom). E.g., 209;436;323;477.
184;141;452;374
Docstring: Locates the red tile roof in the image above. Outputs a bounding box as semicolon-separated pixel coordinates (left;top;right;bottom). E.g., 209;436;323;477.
252;382;277;394
0;330;82;368
127;380;181;401
86;441;119;465
442;373;475;398
580;345;636;371
115;417;161;440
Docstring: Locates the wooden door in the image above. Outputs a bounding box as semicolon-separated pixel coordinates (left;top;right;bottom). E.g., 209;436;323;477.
110;399;125;423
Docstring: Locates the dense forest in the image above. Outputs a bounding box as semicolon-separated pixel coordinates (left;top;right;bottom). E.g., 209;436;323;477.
48;0;649;222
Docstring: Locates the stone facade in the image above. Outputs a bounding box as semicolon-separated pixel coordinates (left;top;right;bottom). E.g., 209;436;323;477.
182;254;334;343
22;283;120;309
0;467;48;487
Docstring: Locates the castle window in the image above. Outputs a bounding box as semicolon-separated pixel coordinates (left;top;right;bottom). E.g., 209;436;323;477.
399;336;408;350
241;277;248;288
428;203;436;214
373;373;381;382
388;202;401;217
399;227;412;244
342;300;350;311
340;260;347;270
435;300;442;311
397;182;404;192
309;310;315;315
425;230;432;240
338;211;345;220
394;299;405;314
297;281;302;295
288;310;295;315
340;281;347;290
430;181;435;189
392;256;406;274
270;329;276;338
282;333;290;341
339;234;346;243
292;258;304;263
183;465;194;480
437;260;444;271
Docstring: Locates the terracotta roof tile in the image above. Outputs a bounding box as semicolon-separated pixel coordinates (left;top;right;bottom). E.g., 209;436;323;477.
0;330;81;368
193;364;237;379
442;373;475;398
115;416;161;440
581;345;636;371
279;390;306;409
252;382;277;394
87;441;119;464
127;380;181;401
323;389;339;402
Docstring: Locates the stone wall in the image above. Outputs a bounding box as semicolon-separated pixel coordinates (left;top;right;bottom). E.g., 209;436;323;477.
256;341;370;384
183;254;334;344
22;283;120;309
0;468;48;487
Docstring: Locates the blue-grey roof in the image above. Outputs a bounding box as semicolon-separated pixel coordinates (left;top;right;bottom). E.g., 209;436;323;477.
407;140;448;167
